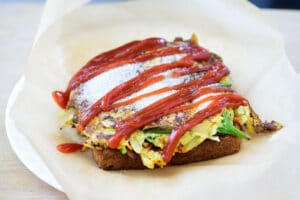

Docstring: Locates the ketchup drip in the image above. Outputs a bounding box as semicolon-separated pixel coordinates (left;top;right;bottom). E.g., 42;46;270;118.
52;38;210;109
56;143;83;153
162;94;247;162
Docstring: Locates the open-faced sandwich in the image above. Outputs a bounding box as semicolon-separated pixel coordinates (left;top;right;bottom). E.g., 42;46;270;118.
52;34;282;170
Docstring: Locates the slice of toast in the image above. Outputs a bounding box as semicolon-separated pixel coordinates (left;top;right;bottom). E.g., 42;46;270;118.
93;135;240;170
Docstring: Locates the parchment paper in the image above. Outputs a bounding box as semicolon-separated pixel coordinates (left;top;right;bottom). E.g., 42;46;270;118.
9;0;300;199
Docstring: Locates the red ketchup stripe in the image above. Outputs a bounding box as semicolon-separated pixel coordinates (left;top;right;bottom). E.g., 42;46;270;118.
111;87;172;109
162;94;247;163
171;65;213;77
172;63;229;91
103;75;166;109
168;88;234;114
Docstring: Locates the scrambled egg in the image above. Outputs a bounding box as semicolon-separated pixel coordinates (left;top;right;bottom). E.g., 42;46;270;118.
178;113;223;153
61;106;255;169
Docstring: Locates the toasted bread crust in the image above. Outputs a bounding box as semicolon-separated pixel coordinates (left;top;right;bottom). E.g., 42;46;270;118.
93;135;241;170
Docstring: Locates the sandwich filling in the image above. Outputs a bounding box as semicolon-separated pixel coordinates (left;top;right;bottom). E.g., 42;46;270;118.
54;35;282;169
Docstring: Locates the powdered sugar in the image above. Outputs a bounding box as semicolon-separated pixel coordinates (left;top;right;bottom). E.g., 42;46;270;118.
74;54;185;108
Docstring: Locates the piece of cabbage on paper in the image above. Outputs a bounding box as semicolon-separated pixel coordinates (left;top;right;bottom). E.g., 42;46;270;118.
9;0;300;199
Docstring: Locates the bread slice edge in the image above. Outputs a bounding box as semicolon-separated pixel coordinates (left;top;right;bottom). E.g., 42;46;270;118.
92;135;241;170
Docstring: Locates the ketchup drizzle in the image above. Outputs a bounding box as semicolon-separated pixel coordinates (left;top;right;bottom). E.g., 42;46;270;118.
52;38;209;109
52;37;247;162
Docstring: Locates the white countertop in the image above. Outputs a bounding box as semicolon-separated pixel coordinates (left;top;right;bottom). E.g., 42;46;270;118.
0;4;299;200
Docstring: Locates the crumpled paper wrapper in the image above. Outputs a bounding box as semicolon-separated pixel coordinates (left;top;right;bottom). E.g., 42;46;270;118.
9;0;300;199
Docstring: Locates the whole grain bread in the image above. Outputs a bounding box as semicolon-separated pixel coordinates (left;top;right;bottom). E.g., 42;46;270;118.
93;135;240;170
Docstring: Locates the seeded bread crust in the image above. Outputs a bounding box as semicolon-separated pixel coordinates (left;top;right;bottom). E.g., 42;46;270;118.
92;135;241;170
